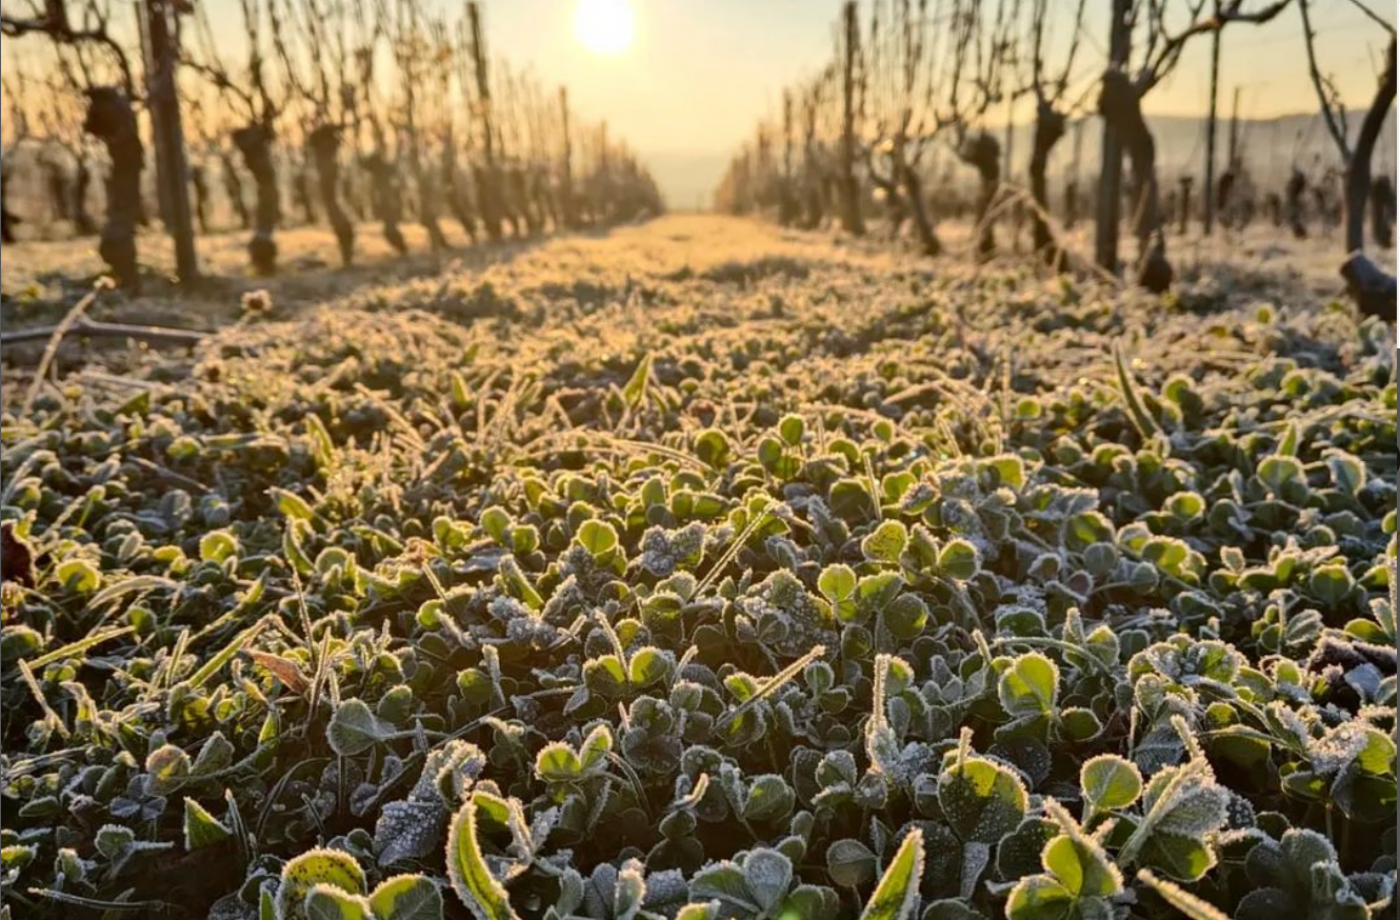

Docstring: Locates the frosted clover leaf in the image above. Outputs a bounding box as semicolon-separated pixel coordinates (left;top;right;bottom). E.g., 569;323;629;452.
1306;720;1395;779
327;700;397;757
816;564;859;623
621;697;685;776
374;741;486;866
490;595;564;649
535;724;614;789
1235;828;1392;920
688;846;838;920
998;653;1059;717
1117;720;1230;882
298;873;445;920
899;481;936;515
366;874;444;920
825;838;877;889
1128;637;1245;694
996;651;1061;742
145;744;191;796
1262;701;1313;752
548;859;687;920
183;798;232;850
863;654;932;790
446;791;519;920
91;824;174;877
1287;719;1398;821
857;828;923;920
737;570;835;657
1079;755;1143;818
640;523;706;577
936;729;1028;899
581;613;677;699
374;800;443;869
937;729;1029;845
1006;800;1124;920
275;848;367;920
488;595;532;623
504;615;563;648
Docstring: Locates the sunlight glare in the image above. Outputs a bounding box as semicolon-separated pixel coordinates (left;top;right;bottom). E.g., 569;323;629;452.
574;0;635;56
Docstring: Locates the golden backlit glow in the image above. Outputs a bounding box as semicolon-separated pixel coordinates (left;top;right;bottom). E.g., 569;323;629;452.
574;0;635;55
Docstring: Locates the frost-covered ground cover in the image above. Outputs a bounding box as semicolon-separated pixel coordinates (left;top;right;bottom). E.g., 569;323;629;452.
1;216;1394;919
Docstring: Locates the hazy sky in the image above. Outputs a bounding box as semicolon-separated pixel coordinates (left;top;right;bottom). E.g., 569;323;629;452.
483;0;1394;204
493;0;1393;146
5;0;1390;206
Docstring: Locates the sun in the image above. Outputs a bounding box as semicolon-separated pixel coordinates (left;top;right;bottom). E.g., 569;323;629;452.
574;0;635;56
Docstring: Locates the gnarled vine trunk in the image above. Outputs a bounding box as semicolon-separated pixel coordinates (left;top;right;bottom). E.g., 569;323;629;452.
895;150;940;257
1064;180;1080;230
342;170;367;222
1177;176;1194;236
72;154;97;237
1028;100;1066;267
408;145;446;252
189;162;210;233
441;133;477;243
778;178;799;227
84;87;142;290
309;126;355;266
294;163;317;225
220;150;250;229
867;152;907;236
525;169;550;232
511;165;538;236
1370;175;1394;250
473;164;505;242
364;153;408;254
1099;71;1171;293
1;160;16;243
958;131;1000;262
1339;37;1397;319
43;155;71;226
232;124;279;274
1216;170;1237;231
802;164;826;230
1285;169;1307;239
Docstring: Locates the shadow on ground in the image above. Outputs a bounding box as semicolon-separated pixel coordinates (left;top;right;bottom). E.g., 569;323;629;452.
0;220;619;361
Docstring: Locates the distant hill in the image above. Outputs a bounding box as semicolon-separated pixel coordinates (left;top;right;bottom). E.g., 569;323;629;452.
680;108;1396;209
644;150;734;212
1058;108;1397;188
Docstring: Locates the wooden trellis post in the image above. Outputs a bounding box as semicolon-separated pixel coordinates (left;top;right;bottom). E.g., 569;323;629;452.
838;0;864;236
140;0;198;281
1203;11;1221;234
468;1;504;241
780;88;798;225
1094;0;1131;274
558;86;576;229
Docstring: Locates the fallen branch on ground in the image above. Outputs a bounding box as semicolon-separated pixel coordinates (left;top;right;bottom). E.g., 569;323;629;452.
8;279;206;413
2;317;208;347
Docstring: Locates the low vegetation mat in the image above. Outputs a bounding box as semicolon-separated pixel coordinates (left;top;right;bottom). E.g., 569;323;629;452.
1;221;1395;920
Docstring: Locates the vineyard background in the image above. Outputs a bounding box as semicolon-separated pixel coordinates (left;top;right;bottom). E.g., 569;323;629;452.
0;3;1396;920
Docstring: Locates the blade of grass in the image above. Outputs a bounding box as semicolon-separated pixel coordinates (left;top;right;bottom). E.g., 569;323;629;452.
1113;343;1163;440
19;626;135;672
